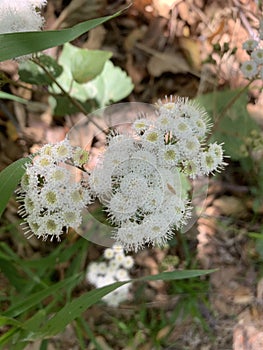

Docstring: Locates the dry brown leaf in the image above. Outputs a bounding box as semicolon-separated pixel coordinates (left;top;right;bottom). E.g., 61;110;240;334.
124;26;148;52
213;196;247;218
178;37;201;71
147;50;190;77
83;26;106;50
156;325;171;340
51;0;106;29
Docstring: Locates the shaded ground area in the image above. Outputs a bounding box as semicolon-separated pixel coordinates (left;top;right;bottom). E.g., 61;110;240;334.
1;0;263;349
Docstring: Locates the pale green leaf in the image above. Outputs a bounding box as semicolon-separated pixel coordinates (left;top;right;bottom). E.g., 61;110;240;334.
71;49;112;83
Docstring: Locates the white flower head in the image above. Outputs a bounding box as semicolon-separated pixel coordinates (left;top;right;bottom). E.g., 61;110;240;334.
141;129;165;150
178;136;201;158
132;118;152;134
52;139;73;162
240;60;258;79
200;143;226;175
242;39;258;52
17;139;92;241
158;144;180;167
104;248;114;260
251;49;263;65
122;256;134;269
171;117;193;140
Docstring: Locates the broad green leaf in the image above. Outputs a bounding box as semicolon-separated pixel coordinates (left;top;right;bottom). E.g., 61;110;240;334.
0;157;31;218
19;55;63;85
29;269;215;339
87;60;134;107
0;12;122;62
71;49;112;83
49;43;133;114
196;89;260;160
0;92;29;104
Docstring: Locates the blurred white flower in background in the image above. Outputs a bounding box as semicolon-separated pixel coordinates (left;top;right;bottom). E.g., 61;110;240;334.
86;245;134;307
0;0;47;34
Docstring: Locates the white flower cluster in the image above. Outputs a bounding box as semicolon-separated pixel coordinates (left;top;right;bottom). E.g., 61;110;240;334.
17;138;91;241
241;20;263;80
86;245;134;307
0;0;47;35
89;97;226;251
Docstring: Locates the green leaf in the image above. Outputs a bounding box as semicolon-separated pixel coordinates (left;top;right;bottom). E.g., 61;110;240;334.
3;274;81;318
0;157;31;218
0;11;121;62
0;92;29;104
87;60;134;107
48;95;94;117
19;55;63;85
29;268;215;339
0;316;23;328
50;43;133;111
196;89;260;160
71;49;112;83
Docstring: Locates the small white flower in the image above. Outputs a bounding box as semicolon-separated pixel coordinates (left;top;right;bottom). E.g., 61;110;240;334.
108;259;121;271
171;118;193;140
242;39;258;52
240;60;258;79
104;248;114;260
178;136;201;158
97;262;108;275
155;114;174;132
113;222;145;252
122;256;134;269
158;144;180;167
132;118;152;134
115;268;129;281
52;139;73;162
72;147;89;167
38;214;64;241
141;129;165;149
142;214;173;246
114;252;125;265
251;49;263;65
63;210;82;230
40;186;62;210
47;167;70;184
200;147;226;175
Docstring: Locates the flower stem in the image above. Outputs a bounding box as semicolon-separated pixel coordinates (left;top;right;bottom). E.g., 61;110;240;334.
31;57;107;133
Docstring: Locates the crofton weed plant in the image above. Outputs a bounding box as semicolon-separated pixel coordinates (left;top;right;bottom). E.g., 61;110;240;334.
0;1;262;348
